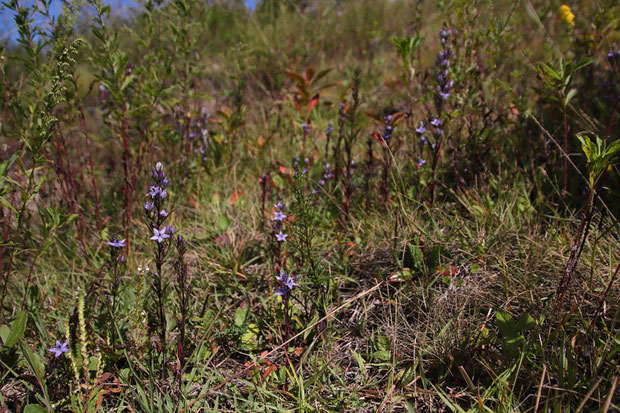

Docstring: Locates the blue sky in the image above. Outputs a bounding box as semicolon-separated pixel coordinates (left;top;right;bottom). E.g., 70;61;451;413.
1;0;258;43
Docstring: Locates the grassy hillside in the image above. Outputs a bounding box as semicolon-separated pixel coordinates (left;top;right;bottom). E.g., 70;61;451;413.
0;0;619;411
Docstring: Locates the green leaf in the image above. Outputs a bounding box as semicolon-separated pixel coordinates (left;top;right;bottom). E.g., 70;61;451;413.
516;313;535;332
565;88;577;106
496;310;517;338
5;311;28;349
20;344;45;379
241;323;259;351
0;324;10;345
120;74;135;92
375;332;390;352
24;405;47;413
234;306;248;327
373;350;391;362
0;196;18;215
88;355;99;371
217;214;230;231
351;350;366;374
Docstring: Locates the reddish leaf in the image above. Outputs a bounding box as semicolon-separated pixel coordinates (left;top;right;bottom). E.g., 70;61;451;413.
308;94;319;114
285;69;305;84
310;68;332;86
263;362;277;378
279;165;292;176
188;195;199;209
229;190;242;205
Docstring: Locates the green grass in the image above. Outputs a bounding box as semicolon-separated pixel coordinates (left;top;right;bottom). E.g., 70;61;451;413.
0;0;619;411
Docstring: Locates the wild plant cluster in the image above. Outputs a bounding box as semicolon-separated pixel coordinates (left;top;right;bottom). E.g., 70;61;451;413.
0;0;619;411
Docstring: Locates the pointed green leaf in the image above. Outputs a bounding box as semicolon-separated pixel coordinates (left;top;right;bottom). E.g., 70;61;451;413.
5;311;27;349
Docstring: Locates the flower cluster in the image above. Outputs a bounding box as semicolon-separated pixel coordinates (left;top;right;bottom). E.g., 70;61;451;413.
301;121;311;153
272;201;288;243
293;156;310;175
381;114;394;144
435;25;453;110
558;4;575;27
415;121;428;146
338;103;346;136
189;108;210;163
431;117;443;138
145;162;175;244
312;163;334;195
144;162;175;355
324;121;334;157
275;270;299;297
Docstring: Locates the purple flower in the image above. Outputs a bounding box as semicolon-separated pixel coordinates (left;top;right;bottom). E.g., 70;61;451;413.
420;136;428;145
326;121;334;134
607;49;619;65
107;238;126;248
439;91;450;101
273;211;287;222
275;231;288;242
275;270;299;296
440;28;451;40
165;225;176;235
155;162;164;172
151;227;170;243
431;118;441;127
323;163;334;180
417;158;427;166
148;186;161;198
49;340;69;358
145;201;154;211
415;122;427;135
160;210;169;217
274;202;286;212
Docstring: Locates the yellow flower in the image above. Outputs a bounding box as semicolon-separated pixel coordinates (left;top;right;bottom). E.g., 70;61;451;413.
559;4;575;27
